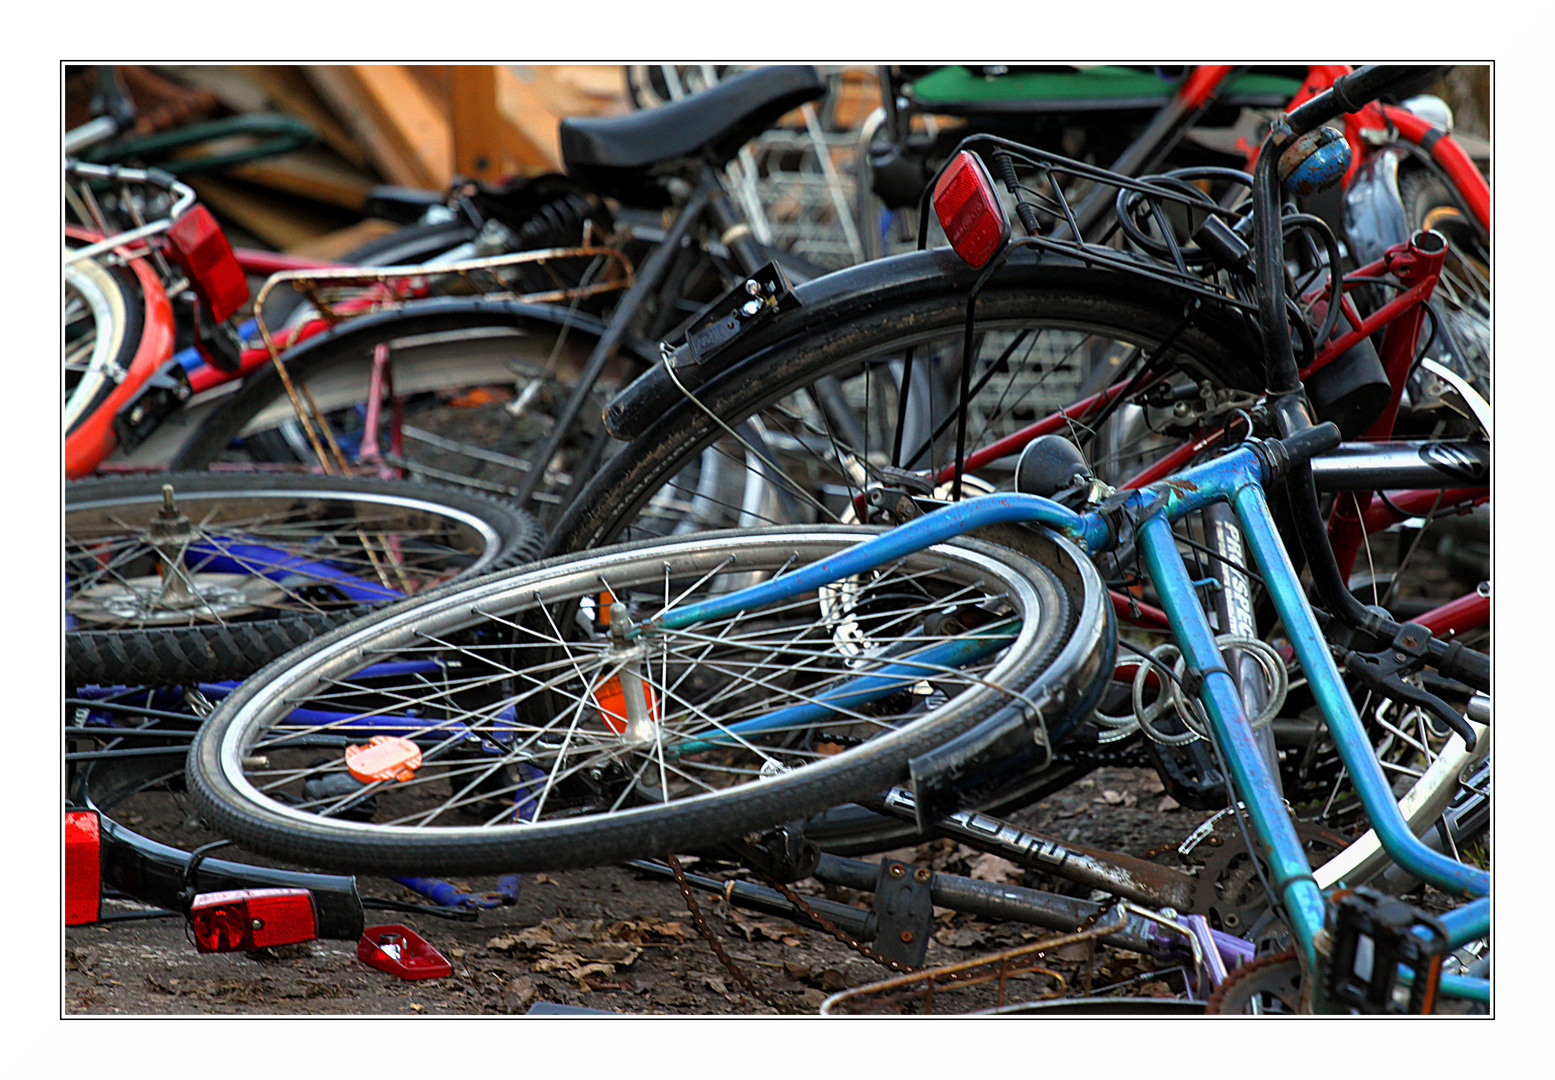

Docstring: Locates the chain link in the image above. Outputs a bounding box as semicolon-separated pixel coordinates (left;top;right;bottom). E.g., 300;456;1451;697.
664;853;796;1013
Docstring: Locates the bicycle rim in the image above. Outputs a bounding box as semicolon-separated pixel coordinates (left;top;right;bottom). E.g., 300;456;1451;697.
187;526;1089;875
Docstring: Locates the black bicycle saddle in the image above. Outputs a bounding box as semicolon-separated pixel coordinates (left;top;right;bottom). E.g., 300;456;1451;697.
559;65;826;206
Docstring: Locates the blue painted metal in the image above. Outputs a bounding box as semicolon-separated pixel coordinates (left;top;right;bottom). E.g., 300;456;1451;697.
393;876;521;909
1280;127;1352;196
1436;897;1490;947
187;539;403;603
648;495;1099;634
665;617;1021;759
1435;973;1489;1004
1133;510;1328;961
1231;481;1488;899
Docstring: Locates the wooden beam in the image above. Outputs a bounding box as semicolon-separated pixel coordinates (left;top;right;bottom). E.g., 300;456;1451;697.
237;65;374;172
188;176;348;250
303;65;450;189
228;150;379;211
450;66;504;181
346;65;452;189
284;219;398;260
495;67;564;174
526;65;629;117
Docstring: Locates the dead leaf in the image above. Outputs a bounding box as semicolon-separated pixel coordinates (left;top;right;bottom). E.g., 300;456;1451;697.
934;924;988;949
144;974;181;995
1099;789;1125;805
1053;942;1095;962
967;852;1023;884
724;909;801;943
1157;795;1182;812
703;975;729;995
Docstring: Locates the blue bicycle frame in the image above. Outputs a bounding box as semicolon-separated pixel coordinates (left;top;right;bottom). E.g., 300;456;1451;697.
639;430;1489;999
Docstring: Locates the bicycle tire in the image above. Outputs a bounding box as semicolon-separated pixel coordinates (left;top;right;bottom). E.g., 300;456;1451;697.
167;299;641;513
547;246;1263;556
66;471;542;688
64;255;144;436
185;524;1106;875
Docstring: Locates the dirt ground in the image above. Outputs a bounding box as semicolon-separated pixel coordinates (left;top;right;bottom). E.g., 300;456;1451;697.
66;765;1210;1017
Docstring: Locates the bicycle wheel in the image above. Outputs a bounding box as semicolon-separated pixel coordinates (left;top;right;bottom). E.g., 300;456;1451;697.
64;255;143;436
547;247;1263;557
1397;165;1490;395
66;472;542;687
185;524;1107;875
168;299;645;515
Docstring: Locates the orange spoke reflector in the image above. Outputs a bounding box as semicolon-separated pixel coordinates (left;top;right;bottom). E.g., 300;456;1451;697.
345;735;423;783
593;674;658;735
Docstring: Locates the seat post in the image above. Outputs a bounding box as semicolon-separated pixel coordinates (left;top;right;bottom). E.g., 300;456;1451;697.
702;162;770;277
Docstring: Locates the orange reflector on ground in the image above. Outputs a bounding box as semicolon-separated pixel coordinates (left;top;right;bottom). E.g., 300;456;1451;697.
594;674;658;735
345;736;423;783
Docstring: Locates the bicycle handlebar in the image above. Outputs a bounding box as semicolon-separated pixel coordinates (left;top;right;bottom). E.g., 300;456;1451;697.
1283;65;1445;135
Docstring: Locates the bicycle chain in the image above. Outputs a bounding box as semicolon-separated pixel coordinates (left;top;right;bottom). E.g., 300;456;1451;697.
1204;948;1304;1014
749;864;920;976
664;853;797;1014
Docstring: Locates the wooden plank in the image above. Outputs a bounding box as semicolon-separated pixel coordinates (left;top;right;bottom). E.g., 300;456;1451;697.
188;176;347;250
346;65;453;189
303;66;430;189
527;65;627;117
450;66;504;181
495;67;563;173
237;65;374;172
228;150;379;211
149;65;269;114
284;219;398;260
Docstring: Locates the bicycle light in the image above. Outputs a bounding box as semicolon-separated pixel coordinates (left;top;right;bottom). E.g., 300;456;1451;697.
189;888;319;953
932;150;1011;269
64;809;102;926
166;204;250;323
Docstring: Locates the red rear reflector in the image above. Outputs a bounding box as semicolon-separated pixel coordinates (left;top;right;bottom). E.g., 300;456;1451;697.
359;924;452;980
65;810;102;926
932;151;1012;268
189;888;318;953
345;735;423;783
167;205;250;322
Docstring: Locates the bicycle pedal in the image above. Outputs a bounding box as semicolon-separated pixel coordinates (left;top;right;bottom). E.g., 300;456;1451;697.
1318;886;1448;1014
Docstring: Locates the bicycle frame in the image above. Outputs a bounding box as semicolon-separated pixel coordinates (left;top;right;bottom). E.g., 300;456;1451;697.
635;434;1489;998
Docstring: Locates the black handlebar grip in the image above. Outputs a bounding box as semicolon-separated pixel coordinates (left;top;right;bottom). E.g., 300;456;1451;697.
1281;420;1343;465
1285;65;1444;136
1432;638;1491;696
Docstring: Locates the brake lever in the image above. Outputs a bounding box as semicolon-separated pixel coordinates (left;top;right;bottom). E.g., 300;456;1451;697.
1341;622;1479;751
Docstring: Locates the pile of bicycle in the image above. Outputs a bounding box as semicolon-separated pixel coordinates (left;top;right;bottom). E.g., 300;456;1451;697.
64;63;1490;1015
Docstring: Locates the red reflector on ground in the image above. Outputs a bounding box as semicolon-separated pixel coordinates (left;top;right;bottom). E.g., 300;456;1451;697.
189;888;318;953
359;924;452;980
932;150;1012;268
167;205;250;322
65;810;101;926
